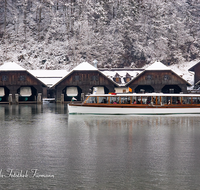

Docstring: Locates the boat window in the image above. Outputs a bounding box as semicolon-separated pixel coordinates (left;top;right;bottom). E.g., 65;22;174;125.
141;96;149;104
193;97;200;104
182;96;192;104
99;96;108;104
136;96;141;104
110;96;119;104
152;97;156;104
172;97;181;104
121;97;130;104
161;96;171;105
157;97;160;105
132;96;137;104
86;96;97;103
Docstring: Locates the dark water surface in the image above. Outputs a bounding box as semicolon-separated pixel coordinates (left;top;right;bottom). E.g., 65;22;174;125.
0;104;200;190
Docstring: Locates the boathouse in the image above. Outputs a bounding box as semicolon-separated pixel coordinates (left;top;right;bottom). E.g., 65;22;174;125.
0;62;46;104
125;61;191;93
52;62;119;102
188;61;200;87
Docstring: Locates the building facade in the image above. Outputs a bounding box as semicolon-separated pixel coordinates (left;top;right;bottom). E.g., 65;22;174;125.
126;62;191;93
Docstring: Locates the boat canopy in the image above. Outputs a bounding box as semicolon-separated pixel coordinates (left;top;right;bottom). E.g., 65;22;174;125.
0;87;5;97
87;93;200;97
66;87;78;96
20;87;32;97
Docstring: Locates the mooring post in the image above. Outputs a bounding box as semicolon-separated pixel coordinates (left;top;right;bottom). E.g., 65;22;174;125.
37;93;42;104
8;94;12;105
15;94;19;104
61;94;64;104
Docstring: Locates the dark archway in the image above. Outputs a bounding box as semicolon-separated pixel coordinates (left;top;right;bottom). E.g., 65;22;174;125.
17;86;37;101
62;86;82;101
0;86;10;102
135;85;154;93
161;85;182;93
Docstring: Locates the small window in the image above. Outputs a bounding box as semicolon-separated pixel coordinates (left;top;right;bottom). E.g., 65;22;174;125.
91;75;99;81
163;75;169;81
74;75;80;81
18;75;26;81
1;75;8;82
145;75;152;80
115;78;121;83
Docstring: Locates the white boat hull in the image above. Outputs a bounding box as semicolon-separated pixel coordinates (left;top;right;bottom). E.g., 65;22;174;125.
68;105;200;115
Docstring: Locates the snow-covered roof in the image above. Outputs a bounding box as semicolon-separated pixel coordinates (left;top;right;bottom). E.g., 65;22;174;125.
28;70;68;87
125;61;192;87
36;78;63;87
188;61;200;72
101;70;142;86
0;62;26;71
28;70;68;78
51;63;120;88
72;62;98;71
145;61;171;71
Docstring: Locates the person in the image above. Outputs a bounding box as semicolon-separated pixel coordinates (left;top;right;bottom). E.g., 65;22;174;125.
133;99;136;104
168;100;170;105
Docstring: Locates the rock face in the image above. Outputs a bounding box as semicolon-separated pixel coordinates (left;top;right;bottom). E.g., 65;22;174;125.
0;0;200;69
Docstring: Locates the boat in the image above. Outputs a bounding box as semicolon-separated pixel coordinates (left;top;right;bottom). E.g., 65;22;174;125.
67;93;200;115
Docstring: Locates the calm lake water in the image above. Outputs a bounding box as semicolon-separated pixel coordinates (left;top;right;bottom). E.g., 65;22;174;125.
0;104;200;190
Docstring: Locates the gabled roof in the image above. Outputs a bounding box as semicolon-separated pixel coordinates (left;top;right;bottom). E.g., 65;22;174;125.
125;73;131;78
0;62;47;87
51;62;119;88
0;62;26;71
72;62;98;71
145;61;171;71
101;70;142;86
28;70;69;87
114;73;121;78
125;61;191;86
188;62;200;72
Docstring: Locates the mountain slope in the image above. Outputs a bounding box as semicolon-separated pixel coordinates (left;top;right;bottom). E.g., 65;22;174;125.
0;0;200;70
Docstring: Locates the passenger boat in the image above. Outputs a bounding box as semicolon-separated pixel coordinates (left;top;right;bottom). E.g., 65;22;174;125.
68;93;200;115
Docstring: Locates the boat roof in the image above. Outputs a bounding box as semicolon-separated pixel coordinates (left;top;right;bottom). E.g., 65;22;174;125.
87;93;200;97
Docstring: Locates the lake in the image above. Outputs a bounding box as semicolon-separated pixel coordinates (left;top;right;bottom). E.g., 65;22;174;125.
0;103;200;190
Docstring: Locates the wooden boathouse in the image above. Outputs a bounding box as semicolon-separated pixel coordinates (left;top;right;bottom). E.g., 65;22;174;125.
189;61;200;87
52;62;119;103
125;61;191;93
0;62;46;104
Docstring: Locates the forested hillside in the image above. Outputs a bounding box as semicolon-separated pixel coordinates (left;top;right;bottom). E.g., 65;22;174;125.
0;0;200;70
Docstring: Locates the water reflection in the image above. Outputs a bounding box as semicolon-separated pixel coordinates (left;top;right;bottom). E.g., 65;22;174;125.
68;115;200;190
0;104;200;189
